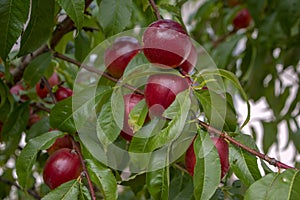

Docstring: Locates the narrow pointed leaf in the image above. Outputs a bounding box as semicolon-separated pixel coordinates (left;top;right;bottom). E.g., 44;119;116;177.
16;131;63;189
56;0;85;32
229;134;261;186
0;0;29;59
193;130;221;200
18;0;54;56
86;159;118;200
42;180;79;200
98;0;133;36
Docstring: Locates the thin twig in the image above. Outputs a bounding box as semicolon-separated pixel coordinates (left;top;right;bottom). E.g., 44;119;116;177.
41;76;57;104
31;102;51;113
71;138;96;200
148;0;161;20
212;30;236;48
197;120;295;170
53;52;144;95
0;177;41;200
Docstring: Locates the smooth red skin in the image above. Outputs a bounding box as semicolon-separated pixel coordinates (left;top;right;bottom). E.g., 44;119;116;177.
36;73;60;99
120;94;144;141
185;137;230;178
43;148;82;189
233;9;251;30
55;87;73;102
179;44;197;74
104;36;140;78
144;74;189;116
143;19;192;68
47;135;73;155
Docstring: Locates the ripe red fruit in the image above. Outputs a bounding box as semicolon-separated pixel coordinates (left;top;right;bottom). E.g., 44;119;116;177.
55;87;73;101
120;94;144;141
142;19;192;68
104;36;140;78
43;148;82;189
144;74;189;116
47;135;73;155
185;137;230;178
179;44;197;74
36;73;60;99
233;9;252;30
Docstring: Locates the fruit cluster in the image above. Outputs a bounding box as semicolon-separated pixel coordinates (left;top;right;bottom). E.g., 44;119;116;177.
8;71;77;189
104;19;230;178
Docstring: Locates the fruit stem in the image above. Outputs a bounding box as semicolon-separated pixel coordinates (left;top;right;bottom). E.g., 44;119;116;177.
71;137;97;200
148;0;162;20
41;76;57;104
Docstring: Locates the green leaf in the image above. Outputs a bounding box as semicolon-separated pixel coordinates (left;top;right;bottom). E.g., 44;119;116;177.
18;0;54;56
0;0;29;59
50;97;76;133
75;30;91;62
128;99;148;133
97;99;121;147
147;90;191;151
277;0;300;35
146;166;169;200
169;172;194;200
245;169;300;200
193;130;221;200
78;183;91;200
56;0;85;32
16;130;63;189
42;180;79;200
23;52;52;87
229;134;262;187
2;102;30;142
27;117;51;141
199;69;250;129
195;90;237;132
86;159;118;200
98;0;133;36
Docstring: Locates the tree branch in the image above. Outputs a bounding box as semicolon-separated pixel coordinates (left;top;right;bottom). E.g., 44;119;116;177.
53;52;144;95
0;176;41;200
197;120;295;170
41;76;57;104
53;52;297;171
148;0;161;20
71;137;96;200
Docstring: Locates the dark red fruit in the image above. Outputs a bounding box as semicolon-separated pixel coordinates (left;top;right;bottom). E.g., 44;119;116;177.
233;9;252;30
47;135;73;155
179;44;197;74
227;0;242;7
36;73;60;99
185;137;230;178
144;74;189;116
120;94;144;141
43;148;82;189
143;19;192;68
104;36;140;78
28;114;41;127
55;87;73;101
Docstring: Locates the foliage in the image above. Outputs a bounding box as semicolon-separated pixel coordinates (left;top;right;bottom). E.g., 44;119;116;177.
0;0;299;199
